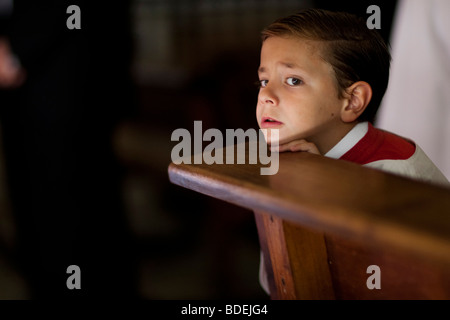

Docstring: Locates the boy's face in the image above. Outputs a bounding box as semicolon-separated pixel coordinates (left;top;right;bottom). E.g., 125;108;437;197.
256;36;348;153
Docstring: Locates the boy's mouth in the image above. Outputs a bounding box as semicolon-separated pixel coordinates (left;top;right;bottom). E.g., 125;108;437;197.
261;117;283;128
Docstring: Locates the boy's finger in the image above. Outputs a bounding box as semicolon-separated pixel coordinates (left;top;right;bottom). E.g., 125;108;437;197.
273;139;321;155
290;141;320;154
270;145;280;152
272;141;299;152
273;139;307;152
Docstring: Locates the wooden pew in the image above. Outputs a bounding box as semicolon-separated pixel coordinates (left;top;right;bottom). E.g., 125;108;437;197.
168;150;450;300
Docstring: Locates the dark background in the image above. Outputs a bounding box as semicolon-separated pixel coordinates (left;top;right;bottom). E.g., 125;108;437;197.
0;0;397;299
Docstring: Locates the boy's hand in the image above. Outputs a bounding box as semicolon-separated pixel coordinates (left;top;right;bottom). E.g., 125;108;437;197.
271;139;320;155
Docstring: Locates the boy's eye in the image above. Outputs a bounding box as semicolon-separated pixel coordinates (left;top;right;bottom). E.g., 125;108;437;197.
286;77;302;86
259;80;268;88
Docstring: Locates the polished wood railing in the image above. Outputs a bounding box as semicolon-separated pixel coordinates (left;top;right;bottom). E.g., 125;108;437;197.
168;150;450;299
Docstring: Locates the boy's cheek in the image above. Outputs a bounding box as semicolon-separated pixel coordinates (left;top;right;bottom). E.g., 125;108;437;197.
255;111;262;128
256;103;266;124
260;129;270;144
262;128;281;145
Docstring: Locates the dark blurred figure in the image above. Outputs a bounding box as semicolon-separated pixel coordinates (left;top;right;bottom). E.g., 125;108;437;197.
0;1;138;298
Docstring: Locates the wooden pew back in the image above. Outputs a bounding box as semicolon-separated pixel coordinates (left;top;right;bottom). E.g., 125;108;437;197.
168;151;450;299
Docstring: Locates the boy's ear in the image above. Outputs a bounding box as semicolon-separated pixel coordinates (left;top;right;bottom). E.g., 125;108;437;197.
340;81;372;123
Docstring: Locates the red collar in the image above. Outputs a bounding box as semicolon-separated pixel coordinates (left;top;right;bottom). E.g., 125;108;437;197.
340;123;416;165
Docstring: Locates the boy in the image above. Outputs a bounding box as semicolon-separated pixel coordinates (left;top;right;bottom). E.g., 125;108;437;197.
257;8;448;185
256;8;448;295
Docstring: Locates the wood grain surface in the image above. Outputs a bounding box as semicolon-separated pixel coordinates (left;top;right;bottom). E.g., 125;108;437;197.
168;149;450;299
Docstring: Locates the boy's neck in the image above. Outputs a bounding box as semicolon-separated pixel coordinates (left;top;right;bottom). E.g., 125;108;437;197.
315;121;359;155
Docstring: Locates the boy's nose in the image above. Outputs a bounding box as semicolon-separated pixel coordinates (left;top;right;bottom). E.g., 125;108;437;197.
259;87;279;106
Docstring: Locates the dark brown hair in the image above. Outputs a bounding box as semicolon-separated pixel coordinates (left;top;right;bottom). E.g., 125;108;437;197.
261;8;391;123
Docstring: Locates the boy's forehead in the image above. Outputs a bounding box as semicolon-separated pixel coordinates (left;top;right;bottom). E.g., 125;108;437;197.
259;36;326;70
263;36;322;55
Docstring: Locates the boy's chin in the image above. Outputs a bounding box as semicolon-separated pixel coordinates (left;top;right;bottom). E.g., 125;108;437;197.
260;128;299;146
261;131;282;147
